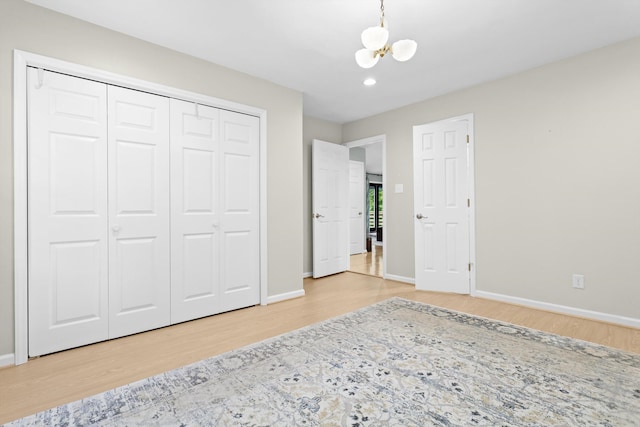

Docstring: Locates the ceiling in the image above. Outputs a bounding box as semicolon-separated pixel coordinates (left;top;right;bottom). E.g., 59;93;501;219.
26;0;640;124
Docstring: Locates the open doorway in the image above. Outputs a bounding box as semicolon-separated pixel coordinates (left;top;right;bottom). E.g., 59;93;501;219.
349;180;383;276
345;135;385;278
369;182;383;243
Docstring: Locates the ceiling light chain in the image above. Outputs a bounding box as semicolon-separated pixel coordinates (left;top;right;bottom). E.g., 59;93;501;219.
355;0;417;69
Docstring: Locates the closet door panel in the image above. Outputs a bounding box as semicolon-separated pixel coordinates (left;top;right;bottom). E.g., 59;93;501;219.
182;233;216;297
108;86;171;338
183;148;216;212
28;69;109;357
170;99;221;323
219;110;260;312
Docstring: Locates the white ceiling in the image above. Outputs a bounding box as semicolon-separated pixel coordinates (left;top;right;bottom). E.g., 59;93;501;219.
26;0;640;124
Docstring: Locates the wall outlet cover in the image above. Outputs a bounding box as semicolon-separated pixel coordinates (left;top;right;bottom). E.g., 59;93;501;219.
572;274;585;289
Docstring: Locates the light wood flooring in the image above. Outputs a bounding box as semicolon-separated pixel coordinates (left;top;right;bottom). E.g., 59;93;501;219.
1;273;638;424
349;242;383;277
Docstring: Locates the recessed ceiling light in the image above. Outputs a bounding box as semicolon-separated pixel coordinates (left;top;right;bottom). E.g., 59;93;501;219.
363;78;376;86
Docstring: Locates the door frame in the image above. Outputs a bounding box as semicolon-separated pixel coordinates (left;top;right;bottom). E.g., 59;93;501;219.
413;113;477;294
13;50;268;365
344;134;386;278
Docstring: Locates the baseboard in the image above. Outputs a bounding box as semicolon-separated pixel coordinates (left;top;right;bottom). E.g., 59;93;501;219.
475;290;640;329
267;289;306;305
302;272;313;278
0;353;15;368
384;274;415;285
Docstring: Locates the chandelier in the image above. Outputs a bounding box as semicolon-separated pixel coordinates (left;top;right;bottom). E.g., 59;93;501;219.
355;0;417;69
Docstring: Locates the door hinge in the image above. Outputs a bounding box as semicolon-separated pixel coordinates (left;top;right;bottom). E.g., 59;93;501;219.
466;134;469;144
468;263;472;272
467;198;470;207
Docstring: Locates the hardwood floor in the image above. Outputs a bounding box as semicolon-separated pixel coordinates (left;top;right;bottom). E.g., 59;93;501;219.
1;273;638;424
348;242;383;277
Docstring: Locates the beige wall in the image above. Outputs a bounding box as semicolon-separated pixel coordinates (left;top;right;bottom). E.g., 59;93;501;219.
302;116;342;275
342;37;640;320
0;0;303;356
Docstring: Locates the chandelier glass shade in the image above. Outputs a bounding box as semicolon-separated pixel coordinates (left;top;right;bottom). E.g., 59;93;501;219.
361;25;389;51
355;48;380;69
355;0;417;69
391;39;418;61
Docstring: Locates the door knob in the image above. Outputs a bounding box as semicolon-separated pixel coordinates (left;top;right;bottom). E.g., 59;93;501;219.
111;225;121;234
358;212;362;216
313;213;325;219
416;213;426;220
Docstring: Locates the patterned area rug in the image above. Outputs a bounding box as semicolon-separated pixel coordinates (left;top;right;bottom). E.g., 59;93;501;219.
7;298;640;426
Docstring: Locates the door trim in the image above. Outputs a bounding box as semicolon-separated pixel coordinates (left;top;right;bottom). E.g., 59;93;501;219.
343;134;386;278
13;49;268;365
465;114;477;296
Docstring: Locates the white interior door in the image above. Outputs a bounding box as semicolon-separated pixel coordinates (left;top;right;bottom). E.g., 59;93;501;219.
170;100;221;323
413;116;471;293
349;160;365;255
27;69;109;356
219;110;261;312
107;86;171;338
312;139;349;278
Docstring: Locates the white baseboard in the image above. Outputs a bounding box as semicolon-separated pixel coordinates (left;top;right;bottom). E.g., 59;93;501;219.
267;289;306;305
302;272;313;278
384;274;415;285
475;290;640;329
0;353;15;368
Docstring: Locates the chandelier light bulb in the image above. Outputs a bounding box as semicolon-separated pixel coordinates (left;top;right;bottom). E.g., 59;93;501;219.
355;48;380;69
361;26;389;51
391;39;418;62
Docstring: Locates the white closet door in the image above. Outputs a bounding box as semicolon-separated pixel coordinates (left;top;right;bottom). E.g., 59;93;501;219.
219;110;260;312
28;69;109;356
170;99;221;323
107;86;171;338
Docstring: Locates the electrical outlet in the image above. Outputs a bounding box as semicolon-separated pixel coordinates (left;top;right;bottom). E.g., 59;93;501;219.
572;274;585;289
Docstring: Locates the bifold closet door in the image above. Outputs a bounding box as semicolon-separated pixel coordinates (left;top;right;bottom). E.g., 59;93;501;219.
28;68;258;355
28;69;109;357
170;101;260;322
170;99;221;323
28;71;171;356
108;86;171;338
219;110;260;312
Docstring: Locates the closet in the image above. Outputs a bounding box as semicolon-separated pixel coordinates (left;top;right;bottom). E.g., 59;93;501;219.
27;68;260;357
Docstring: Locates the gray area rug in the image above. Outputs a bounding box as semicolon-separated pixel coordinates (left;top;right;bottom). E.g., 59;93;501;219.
7;297;640;426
